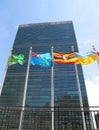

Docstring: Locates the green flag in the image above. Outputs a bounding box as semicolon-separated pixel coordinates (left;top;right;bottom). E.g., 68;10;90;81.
8;54;25;66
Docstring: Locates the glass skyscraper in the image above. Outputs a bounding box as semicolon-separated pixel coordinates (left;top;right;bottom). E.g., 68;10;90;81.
0;21;90;130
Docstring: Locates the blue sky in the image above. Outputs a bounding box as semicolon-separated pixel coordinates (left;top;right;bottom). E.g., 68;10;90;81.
0;0;99;106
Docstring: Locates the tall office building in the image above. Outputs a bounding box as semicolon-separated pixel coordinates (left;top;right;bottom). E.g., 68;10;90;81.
0;21;90;130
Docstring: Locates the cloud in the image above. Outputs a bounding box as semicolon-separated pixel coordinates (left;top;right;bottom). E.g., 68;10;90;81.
83;39;96;45
85;76;99;106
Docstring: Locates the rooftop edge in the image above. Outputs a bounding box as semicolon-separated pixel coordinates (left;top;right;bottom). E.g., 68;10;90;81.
19;21;72;28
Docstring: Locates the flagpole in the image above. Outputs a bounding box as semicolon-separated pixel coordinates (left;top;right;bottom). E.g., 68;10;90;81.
0;48;13;96
51;46;54;130
92;45;99;66
18;46;32;130
72;46;87;130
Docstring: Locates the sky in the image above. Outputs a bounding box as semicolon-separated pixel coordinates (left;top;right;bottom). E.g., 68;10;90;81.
0;0;99;107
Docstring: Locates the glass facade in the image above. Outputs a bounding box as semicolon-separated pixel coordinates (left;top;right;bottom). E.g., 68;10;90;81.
0;21;90;130
0;21;89;108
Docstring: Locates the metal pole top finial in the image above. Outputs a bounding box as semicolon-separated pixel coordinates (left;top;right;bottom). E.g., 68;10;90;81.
51;46;54;49
92;45;96;51
72;46;74;51
92;44;95;48
10;48;13;52
30;46;32;49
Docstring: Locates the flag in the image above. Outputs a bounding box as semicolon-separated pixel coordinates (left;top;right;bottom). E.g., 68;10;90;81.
8;54;25;66
30;52;52;68
53;51;78;64
76;51;98;65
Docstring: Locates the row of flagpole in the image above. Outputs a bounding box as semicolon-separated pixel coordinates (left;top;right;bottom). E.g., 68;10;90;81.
0;45;99;130
18;45;99;130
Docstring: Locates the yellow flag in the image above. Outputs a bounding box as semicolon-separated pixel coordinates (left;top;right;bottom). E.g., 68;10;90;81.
76;55;97;65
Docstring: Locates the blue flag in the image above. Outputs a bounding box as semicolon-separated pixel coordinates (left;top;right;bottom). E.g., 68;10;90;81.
30;52;52;68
